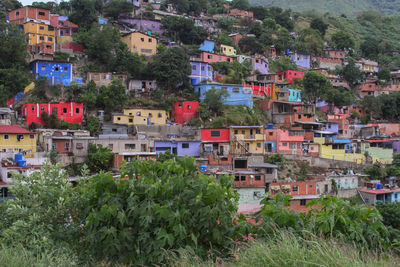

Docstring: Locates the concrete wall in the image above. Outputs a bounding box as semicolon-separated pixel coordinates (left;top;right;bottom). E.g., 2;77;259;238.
282;154;370;169
236;187;265;204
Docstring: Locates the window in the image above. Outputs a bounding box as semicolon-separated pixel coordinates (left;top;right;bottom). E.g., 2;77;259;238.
234;130;238;134
108;144;113;150
140;38;144;42
289;143;297;149
148;38;152;42
158;113;162;118
182;143;189;149
55;67;59;71
210;130;220;137
40;26;44;30
17;134;24;140
117;117;121;121
8;149;14;153
148;113;152;118
241;130;245;134
136;111;141;116
221;87;228;91
255;175;261;181
48;37;52;41
235;176;239;181
324;184;329;193
75;108;80;114
232;87;240;93
192;65;196;70
257;143;261;148
41;66;46;71
309;184;313;188
129;118;133;123
293;185;299;192
282;142;287;146
140;49;153;54
201;66;205;71
256;129;261;134
38;11;45;16
1;149;6;152
16;11;19;15
207;55;212;59
76;143;83;149
39;36;44;40
300;199;306;206
4;134;9;140
65;142;70;150
240;176;246;181
29;134;34;139
269;132;273;136
125;144;136;149
63;108;67;113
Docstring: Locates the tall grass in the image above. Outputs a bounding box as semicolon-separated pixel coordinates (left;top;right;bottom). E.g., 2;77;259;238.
168;231;400;267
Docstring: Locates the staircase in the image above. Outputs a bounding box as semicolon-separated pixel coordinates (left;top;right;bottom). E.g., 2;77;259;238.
234;136;250;154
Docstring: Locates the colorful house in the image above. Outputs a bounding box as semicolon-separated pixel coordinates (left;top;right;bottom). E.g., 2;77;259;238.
323;49;346;60
8;6;50;25
201;128;230;155
253;57;269;75
356;59;379;73
276;128;305;155
364;140;393;164
244;80;276;98
219;44;237;56
288;52;311;69
119;19;164;35
121;32;157;56
23;21;55;54
189;61;213;85
195;82;253;108
32;60;72;86
0;125;37;157
233;170;266;205
191;52;233;64
50;14;78;37
359;188;400;205
171;101;199;124
314;136;365;164
276;70;304;84
288;88;302;102
230;126;265;155
22;102;84;126
199;39;215;53
113;109;168;125
154;140;201;157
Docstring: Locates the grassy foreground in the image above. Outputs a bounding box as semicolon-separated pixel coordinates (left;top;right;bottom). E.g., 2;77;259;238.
169;231;400;267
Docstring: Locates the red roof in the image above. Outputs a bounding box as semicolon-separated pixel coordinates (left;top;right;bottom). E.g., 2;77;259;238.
360;188;400;194
0;125;34;134
365;140;392;143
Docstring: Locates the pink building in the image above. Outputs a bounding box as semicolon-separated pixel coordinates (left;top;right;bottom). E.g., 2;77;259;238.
191;52;233;64
276;128;305;155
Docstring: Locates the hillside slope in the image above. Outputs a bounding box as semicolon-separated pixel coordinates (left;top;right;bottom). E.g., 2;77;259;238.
250;0;400;17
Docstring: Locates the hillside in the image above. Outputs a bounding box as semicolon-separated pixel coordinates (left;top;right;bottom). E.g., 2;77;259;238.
250;0;400;17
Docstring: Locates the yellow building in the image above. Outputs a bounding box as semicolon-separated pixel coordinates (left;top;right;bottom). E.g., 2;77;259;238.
220;44;237;56
113;109;168;125
314;137;365;164
23;21;55;46
0;125;37;158
230;126;265;155
356;59;378;73
121;32;157;56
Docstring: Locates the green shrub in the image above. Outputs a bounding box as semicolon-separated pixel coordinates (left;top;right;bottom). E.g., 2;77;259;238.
87;144;113;172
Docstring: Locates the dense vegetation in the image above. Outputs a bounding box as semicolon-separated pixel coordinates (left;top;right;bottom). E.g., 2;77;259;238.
0;158;398;265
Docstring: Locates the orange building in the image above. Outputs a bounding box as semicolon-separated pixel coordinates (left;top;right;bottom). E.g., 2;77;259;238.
8;6;50;25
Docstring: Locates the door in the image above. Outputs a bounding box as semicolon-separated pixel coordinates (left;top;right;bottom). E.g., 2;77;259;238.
172;147;177;155
219;145;224;155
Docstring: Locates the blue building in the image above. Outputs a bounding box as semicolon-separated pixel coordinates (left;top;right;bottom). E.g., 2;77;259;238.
288;52;311;69
265;141;277;153
194;83;253;108
190;61;213;85
288;88;302;102
154;140;201;157
32;60;73;86
199;40;215;53
322;122;339;133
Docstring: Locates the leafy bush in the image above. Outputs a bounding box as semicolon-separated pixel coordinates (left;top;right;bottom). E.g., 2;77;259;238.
87;144;114;172
83;157;241;265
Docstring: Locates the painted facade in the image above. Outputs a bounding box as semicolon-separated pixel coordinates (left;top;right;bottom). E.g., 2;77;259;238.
32;60;72;86
191;52;233;64
364;140;393;164
190;61;213;85
113;109;168;125
199;40;215;53
253;57;269;75
0;125;37;157
8;6;50;25
23;21;55;54
154;140;201;157
171;101;199;124
288;52;311;69
276;128;305;155
244;80;276;98
288;88;302;102
236;187;265;204
360;189;400;205
121;32;157;56
276;70;304;84
119;19;163;34
230;126;265;155
22;102;84;126
50;15;78;37
195;83;253;108
219;44;237;56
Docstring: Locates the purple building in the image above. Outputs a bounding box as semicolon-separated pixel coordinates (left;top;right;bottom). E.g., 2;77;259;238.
190;61;213;85
119;19;164;35
393;141;400;154
253;58;269;75
288;52;311;69
155;140;201;157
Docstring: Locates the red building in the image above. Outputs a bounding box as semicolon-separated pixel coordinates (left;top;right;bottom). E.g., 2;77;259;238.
276;70;304;84
234;171;265;188
8;6;50;25
201;128;230;142
50;14;78;37
244;81;275;98
22;102;84;126
171;101;199;124
201;128;231;164
192;52;233;64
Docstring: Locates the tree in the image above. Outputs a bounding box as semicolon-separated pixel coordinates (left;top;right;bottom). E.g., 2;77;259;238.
295;29;324;56
86;116;101;136
360;37;380;58
97;79;128;112
87;144;113;172
103;0;134;20
269;57;297;72
203;88;229;115
331;30;354;50
377;68;391;82
231;0;250;10
216;32;235;47
161;16;208;45
336;59;363;88
303;71;332;104
75;24;121;68
153;47;191;91
238;36;264;55
364;164;387;180
69;0;101;29
324;86;355;110
310;18;328;37
83;157;240;264
274;27;293;54
80;80;98;110
112;41;147;79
